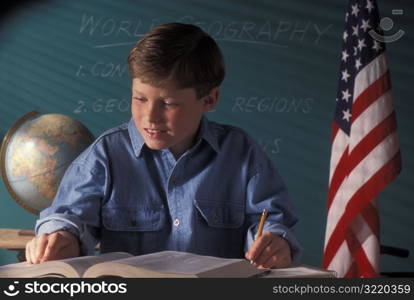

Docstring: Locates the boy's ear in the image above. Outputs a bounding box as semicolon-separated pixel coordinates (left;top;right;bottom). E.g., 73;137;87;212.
203;87;220;112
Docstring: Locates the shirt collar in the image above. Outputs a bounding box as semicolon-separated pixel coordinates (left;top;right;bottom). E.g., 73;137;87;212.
128;119;146;157
197;116;220;153
128;116;220;157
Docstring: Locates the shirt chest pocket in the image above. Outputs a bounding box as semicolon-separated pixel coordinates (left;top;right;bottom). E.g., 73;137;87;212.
194;199;245;229
102;205;166;231
100;205;167;254
193;199;245;257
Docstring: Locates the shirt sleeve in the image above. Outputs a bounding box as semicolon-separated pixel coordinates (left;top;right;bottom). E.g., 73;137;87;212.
35;150;108;256
243;143;302;263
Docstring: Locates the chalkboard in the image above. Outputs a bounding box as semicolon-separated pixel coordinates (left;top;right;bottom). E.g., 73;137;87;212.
1;0;413;273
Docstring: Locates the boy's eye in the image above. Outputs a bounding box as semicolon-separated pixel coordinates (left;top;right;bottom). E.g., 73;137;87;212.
163;101;178;106
134;97;146;102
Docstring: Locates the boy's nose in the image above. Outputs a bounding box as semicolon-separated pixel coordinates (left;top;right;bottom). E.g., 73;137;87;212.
147;102;163;123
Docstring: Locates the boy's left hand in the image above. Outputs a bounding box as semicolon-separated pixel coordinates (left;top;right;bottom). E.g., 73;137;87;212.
245;232;292;269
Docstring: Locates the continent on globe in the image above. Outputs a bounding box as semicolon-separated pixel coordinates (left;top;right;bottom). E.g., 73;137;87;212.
0;111;94;214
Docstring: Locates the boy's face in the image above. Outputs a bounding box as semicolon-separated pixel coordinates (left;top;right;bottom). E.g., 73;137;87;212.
131;78;218;158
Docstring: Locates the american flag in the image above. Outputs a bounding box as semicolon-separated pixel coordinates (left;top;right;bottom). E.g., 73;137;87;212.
323;0;402;278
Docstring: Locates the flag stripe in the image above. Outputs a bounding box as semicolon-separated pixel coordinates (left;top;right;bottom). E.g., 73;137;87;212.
352;71;391;122
361;202;380;238
349;111;397;170
327;115;397;211
350;91;394;151
351;211;380;272
326;212;379;273
344;260;358;277
326;240;352;274
329;128;348;184
327;146;348;209
345;229;378;277
325;150;401;267
353;52;388;100
324;151;401;267
325;130;399;246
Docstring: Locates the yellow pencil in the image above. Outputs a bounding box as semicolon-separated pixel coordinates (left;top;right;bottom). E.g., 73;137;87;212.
255;209;268;240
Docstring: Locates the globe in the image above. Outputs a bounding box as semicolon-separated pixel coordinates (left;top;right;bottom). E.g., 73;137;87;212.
0;111;94;214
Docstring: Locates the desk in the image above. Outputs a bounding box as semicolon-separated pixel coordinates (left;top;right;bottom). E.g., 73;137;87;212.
0;228;100;262
0;228;35;261
0;228;34;249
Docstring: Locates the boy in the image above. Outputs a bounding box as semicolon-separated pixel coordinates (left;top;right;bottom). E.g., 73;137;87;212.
26;23;301;269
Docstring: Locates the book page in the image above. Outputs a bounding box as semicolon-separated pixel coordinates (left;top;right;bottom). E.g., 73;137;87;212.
0;261;79;278
116;251;241;274
84;251;264;278
0;252;132;278
262;264;337;278
59;252;133;277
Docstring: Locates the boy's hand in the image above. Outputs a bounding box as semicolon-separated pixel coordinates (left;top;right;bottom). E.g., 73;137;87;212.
245;232;292;269
25;231;80;264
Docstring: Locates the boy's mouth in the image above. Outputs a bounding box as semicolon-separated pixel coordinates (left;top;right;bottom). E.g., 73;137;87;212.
144;128;167;138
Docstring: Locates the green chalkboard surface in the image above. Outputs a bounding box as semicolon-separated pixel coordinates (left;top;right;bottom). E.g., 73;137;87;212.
0;0;413;273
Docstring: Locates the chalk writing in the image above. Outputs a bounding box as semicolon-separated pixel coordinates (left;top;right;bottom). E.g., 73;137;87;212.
76;62;128;77
258;138;282;155
232;96;314;113
74;99;130;113
79;14;333;48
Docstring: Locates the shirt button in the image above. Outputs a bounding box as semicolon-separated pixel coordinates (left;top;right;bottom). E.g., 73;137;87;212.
170;179;177;185
173;219;180;227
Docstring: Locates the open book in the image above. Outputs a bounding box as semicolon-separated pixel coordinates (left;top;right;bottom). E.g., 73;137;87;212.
0;251;336;278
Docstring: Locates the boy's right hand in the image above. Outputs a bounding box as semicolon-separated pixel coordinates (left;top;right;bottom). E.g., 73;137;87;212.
25;231;80;264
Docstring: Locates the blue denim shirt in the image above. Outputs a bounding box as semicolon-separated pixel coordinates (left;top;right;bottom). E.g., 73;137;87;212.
36;117;301;261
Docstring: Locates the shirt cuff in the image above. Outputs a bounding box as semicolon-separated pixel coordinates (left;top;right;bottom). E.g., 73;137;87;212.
244;222;302;263
35;214;97;256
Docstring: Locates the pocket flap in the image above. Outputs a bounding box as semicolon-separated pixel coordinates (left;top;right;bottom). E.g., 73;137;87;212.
194;199;244;228
102;205;165;231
